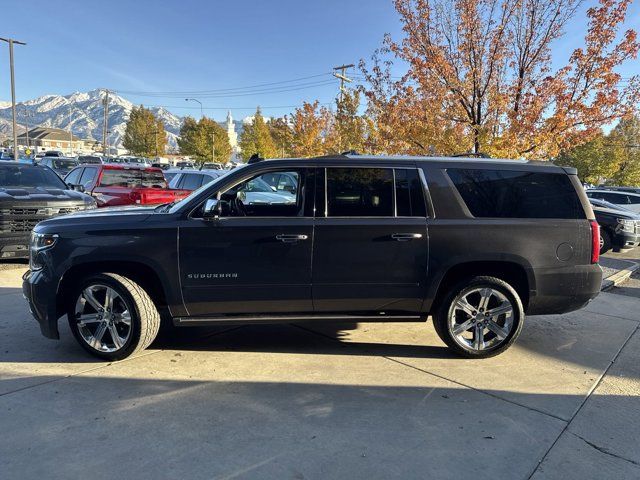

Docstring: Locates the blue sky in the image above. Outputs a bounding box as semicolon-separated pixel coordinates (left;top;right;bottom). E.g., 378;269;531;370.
1;0;639;121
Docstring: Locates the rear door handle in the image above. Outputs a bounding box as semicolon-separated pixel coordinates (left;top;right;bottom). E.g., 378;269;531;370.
276;234;309;243
391;233;423;241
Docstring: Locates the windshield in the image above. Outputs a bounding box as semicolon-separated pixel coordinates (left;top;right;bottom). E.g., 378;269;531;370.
167;165;246;213
100;169;167;188
241;177;275;193
52;159;78;169
0;165;67;189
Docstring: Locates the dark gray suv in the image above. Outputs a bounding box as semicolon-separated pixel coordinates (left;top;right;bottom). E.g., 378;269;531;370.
23;155;602;360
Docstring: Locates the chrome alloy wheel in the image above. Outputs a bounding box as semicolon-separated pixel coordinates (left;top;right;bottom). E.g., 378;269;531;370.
74;284;132;353
448;287;514;352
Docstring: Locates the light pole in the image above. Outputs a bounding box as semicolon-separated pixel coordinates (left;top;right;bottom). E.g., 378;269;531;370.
185;98;203;119
0;37;27;161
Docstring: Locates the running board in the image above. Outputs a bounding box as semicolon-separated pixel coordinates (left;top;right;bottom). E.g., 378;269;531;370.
173;314;423;327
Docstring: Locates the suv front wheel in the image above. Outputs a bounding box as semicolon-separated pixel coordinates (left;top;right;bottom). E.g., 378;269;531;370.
433;276;524;358
67;273;160;360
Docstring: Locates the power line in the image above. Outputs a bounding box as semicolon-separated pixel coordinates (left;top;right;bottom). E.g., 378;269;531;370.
113;72;333;96
114;80;337;99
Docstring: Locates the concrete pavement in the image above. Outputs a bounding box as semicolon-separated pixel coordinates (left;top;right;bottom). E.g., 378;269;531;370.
1;264;639;479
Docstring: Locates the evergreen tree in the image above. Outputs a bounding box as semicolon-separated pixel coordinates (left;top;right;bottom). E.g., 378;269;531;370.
123;105;166;158
239;107;277;160
609;116;640;186
556;133;619;185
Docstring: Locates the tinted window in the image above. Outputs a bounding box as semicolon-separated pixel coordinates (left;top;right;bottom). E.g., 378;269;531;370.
180;174;204;191
79;156;102;164
447;169;583;219
52;159;78;170
64;168;82;185
326;168;394;217
0;165;67;189
100;169;167;188
79;167;98;188
628;195;640;204
395;169;427;217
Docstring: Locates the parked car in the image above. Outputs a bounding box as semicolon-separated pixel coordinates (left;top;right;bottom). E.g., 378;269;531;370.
589;198;640;253
39;157;79;177
166;168;227;191
23;155;602;360
43;151;65;158
63;164;190;207
0;163;95;259
586;189;640;213
78;155;104;165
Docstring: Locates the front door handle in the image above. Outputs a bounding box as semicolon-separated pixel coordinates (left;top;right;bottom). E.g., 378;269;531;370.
391;233;423;241
276;234;309;243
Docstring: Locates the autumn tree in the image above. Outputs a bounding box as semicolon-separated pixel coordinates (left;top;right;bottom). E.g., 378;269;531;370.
123;106;167;158
290;101;330;157
328;89;368;154
361;0;640;158
239;107;277;159
178;116;231;164
269;116;294;157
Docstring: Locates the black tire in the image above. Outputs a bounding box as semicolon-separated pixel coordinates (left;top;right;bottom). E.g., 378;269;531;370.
599;229;612;255
432;276;524;359
67;273;160;361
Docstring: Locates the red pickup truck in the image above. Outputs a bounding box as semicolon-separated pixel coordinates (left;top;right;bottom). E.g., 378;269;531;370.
63;164;190;208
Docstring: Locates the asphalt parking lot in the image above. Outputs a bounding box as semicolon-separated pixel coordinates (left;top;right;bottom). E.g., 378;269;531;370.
1;258;639;480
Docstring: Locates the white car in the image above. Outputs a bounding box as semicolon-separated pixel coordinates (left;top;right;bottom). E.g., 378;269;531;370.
586;189;640;213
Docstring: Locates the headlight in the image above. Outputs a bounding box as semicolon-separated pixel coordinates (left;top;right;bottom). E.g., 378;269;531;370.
29;232;58;270
617;218;635;233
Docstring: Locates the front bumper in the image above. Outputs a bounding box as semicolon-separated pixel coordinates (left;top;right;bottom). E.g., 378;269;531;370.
22;269;60;339
0;233;30;259
613;231;640;251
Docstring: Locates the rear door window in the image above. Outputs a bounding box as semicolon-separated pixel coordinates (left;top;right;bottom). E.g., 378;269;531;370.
395;169;426;217
79;167;98;188
326;168;394;217
447;169;584;219
180;174;204;191
64;168;82;185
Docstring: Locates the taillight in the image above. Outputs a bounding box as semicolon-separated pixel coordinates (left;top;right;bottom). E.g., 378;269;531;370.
590;220;600;264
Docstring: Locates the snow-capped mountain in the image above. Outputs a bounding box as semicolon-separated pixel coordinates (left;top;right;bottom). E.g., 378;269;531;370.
0;89;183;150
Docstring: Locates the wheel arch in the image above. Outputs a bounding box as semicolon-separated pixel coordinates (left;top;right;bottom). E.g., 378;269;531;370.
428;260;531;314
56;260;168;319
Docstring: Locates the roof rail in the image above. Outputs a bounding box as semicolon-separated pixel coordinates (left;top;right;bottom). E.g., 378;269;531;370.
451;152;491;158
341;150;360;156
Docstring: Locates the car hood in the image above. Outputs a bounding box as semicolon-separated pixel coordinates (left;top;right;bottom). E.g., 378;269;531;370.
0;187;88;203
34;204;158;232
592;206;640;220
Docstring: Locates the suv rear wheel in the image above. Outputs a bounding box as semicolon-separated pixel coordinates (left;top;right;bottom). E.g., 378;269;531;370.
599;229;612;255
433;276;524;358
67;273;160;360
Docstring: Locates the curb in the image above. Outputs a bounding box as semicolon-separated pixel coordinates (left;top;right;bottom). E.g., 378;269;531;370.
601;261;640;291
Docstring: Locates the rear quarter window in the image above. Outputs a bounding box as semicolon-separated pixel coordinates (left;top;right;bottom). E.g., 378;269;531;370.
447;168;584;219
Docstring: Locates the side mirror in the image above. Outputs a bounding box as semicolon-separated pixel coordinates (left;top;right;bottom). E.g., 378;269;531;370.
203;198;220;220
69;183;85;193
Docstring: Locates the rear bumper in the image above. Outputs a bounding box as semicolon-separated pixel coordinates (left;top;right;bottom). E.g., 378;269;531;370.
527;263;603;315
22;269;60;339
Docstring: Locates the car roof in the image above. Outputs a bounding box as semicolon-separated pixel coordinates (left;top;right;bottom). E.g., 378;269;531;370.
242;154;573;173
99;164;163;172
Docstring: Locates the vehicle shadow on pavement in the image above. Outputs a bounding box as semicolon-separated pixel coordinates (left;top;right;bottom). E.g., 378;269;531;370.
153;322;458;360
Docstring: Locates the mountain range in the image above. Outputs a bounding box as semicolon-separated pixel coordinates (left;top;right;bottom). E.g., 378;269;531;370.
0;89;245;152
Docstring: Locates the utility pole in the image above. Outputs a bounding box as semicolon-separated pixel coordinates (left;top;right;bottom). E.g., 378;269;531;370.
102;89;110;156
1;37;27;161
333;64;354;103
21;107;32;152
211;130;215;163
68;105;74;156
